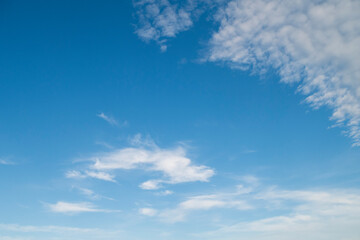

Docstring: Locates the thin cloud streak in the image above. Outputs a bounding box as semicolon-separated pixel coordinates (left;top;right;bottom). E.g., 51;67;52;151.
46;201;119;214
139;177;360;239
0;158;15;165
97;113;128;127
65;170;116;182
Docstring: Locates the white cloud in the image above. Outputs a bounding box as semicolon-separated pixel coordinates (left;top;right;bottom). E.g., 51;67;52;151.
95;141;114;149
147;187;254;223
139;207;158;216
138;176;360;240
65;170;116;182
85;171;116;182
128;133;156;148
67;136;214;189
97;113;119;126
134;0;360;146
0;158;14;165
0;223;101;234
90;145;214;189
156;190;174;196
161;195;252;222
208;0;360;145
139;179;163;190
197;186;360;240
133;0;226;50
66;170;86;179
47;201;117;214
0;223;123;240
134;0;195;49
75;187;114;201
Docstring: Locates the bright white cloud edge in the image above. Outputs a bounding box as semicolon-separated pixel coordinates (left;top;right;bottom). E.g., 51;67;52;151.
46;201;119;214
66;134;214;189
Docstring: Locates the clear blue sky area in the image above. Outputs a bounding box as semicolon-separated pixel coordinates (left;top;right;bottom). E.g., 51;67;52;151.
1;1;360;239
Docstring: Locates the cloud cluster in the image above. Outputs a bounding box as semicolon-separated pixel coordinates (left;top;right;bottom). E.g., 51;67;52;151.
67;135;214;189
206;188;360;240
140;179;256;222
134;0;224;51
134;0;360;146
139;177;360;239
208;0;360;145
134;0;194;51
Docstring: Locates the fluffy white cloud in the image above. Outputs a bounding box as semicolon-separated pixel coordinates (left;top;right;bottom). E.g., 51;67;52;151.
139;207;158;216
208;0;360;145
90;145;214;189
67;136;214;189
47;201;117;214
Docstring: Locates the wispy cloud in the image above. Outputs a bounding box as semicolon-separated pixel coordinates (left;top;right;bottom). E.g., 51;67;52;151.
97;112;127;127
156;190;174;196
85;171;116;182
0;158;15;165
0;223;123;239
138;176;360;240
65;170;116;182
46;201;118;214
204;187;360;240
95;141;114;149
0;223;102;233
134;0;360;146
158;194;252;222
75;187;115;201
208;0;360;145
67;135;214;189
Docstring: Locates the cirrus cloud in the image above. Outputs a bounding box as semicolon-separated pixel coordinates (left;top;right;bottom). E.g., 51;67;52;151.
134;0;360;146
208;0;360;145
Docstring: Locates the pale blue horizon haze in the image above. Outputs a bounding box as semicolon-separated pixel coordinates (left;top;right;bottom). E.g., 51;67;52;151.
1;0;360;239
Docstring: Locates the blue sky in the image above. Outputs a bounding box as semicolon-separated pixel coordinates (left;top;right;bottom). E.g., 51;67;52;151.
1;0;360;239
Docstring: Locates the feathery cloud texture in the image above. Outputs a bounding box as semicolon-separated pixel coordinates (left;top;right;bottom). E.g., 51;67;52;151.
47;201;117;214
134;0;360;146
139;178;360;239
208;0;360;145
